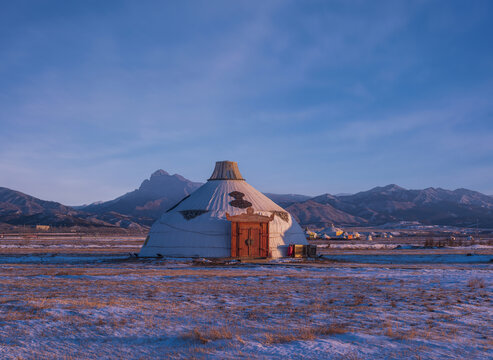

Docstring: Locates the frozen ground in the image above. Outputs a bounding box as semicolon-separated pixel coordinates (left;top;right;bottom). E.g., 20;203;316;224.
321;253;492;264
0;255;491;359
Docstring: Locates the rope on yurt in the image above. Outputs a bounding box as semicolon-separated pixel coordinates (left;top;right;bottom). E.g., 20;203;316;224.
153;221;298;238
154;221;228;236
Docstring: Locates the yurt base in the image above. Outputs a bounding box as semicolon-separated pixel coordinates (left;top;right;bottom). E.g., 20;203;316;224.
137;244;317;263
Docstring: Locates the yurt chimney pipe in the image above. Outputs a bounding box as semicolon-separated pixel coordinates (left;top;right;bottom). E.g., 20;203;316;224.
208;161;245;181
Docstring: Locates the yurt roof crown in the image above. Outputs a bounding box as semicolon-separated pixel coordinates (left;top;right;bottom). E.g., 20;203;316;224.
208;161;245;181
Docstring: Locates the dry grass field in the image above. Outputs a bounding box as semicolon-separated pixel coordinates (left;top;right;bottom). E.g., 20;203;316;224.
0;234;144;254
0;234;491;359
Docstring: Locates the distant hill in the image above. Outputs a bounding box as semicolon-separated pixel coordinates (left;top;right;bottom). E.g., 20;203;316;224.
286;200;366;227
301;184;493;228
81;170;202;222
0;187;146;229
0;187;71;216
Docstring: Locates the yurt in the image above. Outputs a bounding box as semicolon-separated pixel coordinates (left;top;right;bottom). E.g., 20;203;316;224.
139;161;308;258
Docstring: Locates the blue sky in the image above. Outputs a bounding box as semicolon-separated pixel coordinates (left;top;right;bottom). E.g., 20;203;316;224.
1;0;493;204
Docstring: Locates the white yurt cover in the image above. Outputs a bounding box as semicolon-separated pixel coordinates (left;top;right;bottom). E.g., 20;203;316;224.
139;161;308;258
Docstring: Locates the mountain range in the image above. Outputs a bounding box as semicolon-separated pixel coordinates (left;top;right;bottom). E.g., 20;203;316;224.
1;170;493;230
286;185;493;228
0;186;149;230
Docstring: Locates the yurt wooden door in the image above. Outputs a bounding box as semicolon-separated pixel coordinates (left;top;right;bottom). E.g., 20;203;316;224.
231;222;269;258
227;207;274;258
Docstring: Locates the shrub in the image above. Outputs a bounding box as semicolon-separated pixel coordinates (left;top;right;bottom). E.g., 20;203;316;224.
183;327;233;344
467;278;486;289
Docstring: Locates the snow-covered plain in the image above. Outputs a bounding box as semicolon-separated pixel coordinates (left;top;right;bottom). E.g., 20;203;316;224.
0;256;491;359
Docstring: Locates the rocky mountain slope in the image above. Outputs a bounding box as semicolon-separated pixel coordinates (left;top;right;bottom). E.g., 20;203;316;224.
0;187;145;229
82;170;202;221
0;187;73;217
302;184;493;228
286;200;366;227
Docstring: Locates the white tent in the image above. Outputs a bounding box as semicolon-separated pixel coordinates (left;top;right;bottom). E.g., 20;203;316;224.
305;230;318;239
320;224;344;238
139;161;308;258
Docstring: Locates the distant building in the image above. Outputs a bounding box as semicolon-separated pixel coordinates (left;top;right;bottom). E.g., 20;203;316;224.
36;225;50;231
